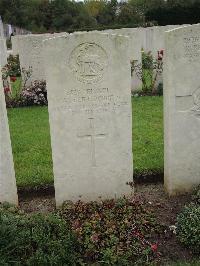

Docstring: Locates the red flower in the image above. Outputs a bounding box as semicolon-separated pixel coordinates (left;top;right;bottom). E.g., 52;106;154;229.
151;243;158;252
4;87;10;94
160;49;164;55
10;76;17;82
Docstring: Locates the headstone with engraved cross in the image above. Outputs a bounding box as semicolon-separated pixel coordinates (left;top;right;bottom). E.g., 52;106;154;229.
44;32;133;206
164;24;200;195
77;117;108;167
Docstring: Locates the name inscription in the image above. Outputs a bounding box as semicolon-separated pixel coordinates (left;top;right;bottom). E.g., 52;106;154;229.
183;36;200;62
52;87;128;115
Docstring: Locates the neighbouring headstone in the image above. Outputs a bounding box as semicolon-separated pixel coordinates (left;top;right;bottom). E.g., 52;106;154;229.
0;38;7;67
12;33;67;84
105;28;144;91
0;67;18;204
12;34;51;83
164;24;200;195
0;17;8;67
145;25;188;58
0;16;4;38
44;32;133;206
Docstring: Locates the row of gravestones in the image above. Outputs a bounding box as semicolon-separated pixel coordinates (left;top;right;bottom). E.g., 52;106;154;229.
1;24;200;207
11;24;189;91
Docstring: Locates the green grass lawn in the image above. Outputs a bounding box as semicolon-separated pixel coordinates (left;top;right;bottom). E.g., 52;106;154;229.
7;96;163;187
133;96;163;176
11;78;22;96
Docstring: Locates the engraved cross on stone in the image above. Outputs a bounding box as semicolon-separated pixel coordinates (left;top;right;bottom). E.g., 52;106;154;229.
77;118;107;167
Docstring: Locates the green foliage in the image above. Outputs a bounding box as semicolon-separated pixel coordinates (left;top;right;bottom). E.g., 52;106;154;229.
0;0;147;32
146;0;200;25
132;51;163;95
169;260;200;266
157;83;163;96
6;54;21;77
141;51;154;94
142;51;154;69
0;204;79;265
4;67;39;108
60;197;163;265
177;203;200;254
191;185;200;205
1;0;200;31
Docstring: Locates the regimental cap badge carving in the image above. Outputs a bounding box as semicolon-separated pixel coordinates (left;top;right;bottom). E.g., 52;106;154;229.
69;42;108;84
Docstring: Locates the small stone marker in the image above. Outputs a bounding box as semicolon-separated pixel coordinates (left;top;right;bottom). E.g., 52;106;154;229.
44;32;133;205
164;24;200;195
0;68;18;204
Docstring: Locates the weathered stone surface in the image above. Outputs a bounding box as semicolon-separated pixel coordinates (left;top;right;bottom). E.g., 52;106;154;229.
12;34;51;82
164;24;200;195
0;16;7;67
0;38;7;67
105;28;144;91
145;25;189;58
0;68;18;204
44;32;133;206
12;33;67;83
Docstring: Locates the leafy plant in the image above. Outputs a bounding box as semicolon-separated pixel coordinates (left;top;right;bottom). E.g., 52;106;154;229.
191;185;200;205
176;203;200;254
5;54;21;77
132;50;163;95
60;196;164;265
2;64;33;108
0;203;79;265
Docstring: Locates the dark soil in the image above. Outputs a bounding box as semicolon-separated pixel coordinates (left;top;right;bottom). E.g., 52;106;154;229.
18;182;196;265
135;183;194;264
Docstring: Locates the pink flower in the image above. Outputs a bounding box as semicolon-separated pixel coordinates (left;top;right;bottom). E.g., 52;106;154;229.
151;243;158;252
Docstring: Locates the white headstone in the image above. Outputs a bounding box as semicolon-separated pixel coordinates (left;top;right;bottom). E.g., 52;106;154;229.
0;17;8;67
12;34;51;83
145;25;190;58
0;38;7;67
0;16;4;38
105;28;144;91
164;24;200;195
44;32;133;206
12;33;67;84
0;68;18;204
